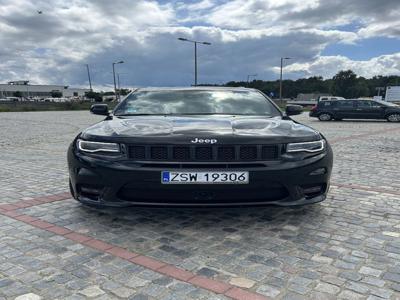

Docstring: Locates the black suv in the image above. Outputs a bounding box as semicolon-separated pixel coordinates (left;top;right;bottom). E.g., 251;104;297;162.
68;87;332;207
309;99;400;122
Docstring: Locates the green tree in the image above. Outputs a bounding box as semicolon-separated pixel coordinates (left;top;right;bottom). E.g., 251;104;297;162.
85;91;103;102
13;91;22;98
51;90;63;98
331;70;358;98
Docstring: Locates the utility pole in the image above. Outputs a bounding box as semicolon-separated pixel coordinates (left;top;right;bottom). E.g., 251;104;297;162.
112;61;124;101
85;64;92;91
279;57;291;101
178;38;211;86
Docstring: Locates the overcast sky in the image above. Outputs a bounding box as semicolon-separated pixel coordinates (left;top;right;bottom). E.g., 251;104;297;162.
1;0;399;90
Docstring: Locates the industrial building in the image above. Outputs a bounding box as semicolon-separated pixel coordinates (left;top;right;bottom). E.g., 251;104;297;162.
0;81;90;99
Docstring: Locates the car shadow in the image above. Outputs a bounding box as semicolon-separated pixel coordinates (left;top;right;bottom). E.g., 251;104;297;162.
76;201;325;230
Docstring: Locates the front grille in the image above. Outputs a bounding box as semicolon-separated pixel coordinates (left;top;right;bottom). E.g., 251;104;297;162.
150;147;168;160
240;146;257;160
128;144;280;161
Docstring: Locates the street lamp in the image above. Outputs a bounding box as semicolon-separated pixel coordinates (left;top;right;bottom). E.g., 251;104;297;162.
246;74;257;87
178;37;211;86
279;57;291;101
117;72;128;91
112;60;124;101
85;64;92;91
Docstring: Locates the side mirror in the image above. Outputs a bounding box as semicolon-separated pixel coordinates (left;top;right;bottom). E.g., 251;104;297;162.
90;104;109;116
286;105;303;116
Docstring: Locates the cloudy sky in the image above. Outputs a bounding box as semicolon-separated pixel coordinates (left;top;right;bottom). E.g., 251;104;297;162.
1;0;399;89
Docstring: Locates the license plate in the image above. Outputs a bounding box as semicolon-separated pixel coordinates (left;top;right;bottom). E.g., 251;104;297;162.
161;171;249;184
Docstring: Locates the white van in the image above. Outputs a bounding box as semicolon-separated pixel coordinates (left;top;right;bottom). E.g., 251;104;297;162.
318;96;345;102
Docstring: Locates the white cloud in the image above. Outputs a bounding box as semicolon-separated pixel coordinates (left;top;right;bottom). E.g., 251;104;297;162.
0;0;399;89
282;53;400;79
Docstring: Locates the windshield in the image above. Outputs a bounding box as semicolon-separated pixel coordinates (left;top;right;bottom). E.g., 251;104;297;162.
114;90;281;116
375;100;399;107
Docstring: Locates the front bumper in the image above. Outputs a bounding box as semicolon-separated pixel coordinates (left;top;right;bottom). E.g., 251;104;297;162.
68;143;333;207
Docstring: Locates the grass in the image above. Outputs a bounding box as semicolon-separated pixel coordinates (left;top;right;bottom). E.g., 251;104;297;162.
0;101;117;112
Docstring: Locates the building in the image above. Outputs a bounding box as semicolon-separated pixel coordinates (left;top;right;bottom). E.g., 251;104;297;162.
0;81;90;98
385;86;400;102
296;93;330;101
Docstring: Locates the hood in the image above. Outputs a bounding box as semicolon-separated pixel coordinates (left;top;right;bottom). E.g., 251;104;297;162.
80;115;321;143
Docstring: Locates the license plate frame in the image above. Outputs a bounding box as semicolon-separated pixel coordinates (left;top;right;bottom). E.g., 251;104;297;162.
161;171;249;184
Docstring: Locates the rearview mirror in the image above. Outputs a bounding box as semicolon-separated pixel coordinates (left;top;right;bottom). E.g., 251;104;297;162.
286;105;303;116
90;104;109;116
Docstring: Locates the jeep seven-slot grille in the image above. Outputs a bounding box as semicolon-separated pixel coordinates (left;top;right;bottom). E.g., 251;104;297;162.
128;145;280;161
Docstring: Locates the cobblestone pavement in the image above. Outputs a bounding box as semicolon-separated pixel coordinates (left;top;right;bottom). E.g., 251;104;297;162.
0;111;400;300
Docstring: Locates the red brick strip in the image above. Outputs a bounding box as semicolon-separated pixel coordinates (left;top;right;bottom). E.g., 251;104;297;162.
0;192;70;212
0;193;270;300
329;126;400;144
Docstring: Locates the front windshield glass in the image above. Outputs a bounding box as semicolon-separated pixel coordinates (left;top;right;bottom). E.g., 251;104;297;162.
114;90;281;116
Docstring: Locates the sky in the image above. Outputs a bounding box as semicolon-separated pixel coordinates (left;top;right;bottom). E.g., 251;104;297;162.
0;0;399;90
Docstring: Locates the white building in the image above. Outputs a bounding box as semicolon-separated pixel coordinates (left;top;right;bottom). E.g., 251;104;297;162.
0;81;90;98
385;86;400;102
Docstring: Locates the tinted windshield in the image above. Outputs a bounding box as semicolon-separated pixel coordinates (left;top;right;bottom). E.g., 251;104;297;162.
114;90;281;116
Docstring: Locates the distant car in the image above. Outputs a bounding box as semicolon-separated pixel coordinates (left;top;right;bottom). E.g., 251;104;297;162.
6;97;20;102
309;99;400;122
318;96;345;102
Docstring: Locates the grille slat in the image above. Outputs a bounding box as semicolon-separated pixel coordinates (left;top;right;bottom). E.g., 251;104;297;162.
128;144;280;161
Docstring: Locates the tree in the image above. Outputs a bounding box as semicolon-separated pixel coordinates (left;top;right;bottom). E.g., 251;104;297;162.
13;91;22;98
331;70;371;98
85;91;103;102
331;70;358;98
51;90;63;98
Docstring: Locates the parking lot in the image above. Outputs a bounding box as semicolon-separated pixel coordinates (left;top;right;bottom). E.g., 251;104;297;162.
0;111;400;300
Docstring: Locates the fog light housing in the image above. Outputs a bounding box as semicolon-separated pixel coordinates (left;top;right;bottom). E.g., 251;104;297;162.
78;185;104;201
303;186;322;194
309;168;326;175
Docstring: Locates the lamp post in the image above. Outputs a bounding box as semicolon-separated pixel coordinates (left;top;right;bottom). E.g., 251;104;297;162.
178;38;211;86
112;60;124;101
279;57;291;101
117;73;127;92
246;74;257;87
85;64;92;91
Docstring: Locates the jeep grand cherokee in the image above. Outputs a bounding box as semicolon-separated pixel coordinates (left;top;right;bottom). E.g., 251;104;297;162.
67;87;333;207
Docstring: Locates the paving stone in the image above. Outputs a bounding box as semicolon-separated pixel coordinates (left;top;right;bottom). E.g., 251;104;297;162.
14;294;41;300
229;277;255;288
78;286;105;297
315;282;341;295
2;112;400;299
359;266;382;277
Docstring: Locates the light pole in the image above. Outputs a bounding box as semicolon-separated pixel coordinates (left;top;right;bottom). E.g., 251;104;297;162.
279;57;291;101
246;74;257;87
178;38;211;86
85;64;92;91
112;60;124;101
117;73;127;91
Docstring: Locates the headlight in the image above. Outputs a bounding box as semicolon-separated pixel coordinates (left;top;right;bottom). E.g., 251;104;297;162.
287;140;325;153
77;139;120;153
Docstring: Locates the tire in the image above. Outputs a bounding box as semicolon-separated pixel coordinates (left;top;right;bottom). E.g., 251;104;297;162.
386;113;400;122
318;113;332;121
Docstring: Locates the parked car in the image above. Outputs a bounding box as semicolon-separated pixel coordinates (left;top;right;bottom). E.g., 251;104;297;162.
309;99;400;122
68;87;333;207
317;96;345;102
6;97;20;102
